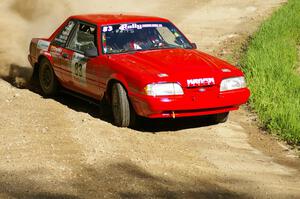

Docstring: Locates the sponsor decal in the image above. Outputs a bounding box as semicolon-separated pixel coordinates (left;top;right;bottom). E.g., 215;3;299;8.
50;46;62;57
37;40;50;51
102;23;163;32
119;23;163;31
187;78;215;87
54;20;75;45
71;52;87;86
102;26;113;33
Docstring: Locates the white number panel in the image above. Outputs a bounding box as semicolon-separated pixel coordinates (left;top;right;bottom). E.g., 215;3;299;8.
71;52;87;86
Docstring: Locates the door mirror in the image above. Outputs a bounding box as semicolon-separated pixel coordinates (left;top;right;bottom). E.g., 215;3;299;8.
191;43;197;49
84;47;98;57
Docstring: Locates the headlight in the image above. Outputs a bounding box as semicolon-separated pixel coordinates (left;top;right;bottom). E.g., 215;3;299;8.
145;83;184;96
220;77;246;92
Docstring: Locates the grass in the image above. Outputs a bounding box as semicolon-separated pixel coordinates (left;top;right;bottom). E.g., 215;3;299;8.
241;0;300;144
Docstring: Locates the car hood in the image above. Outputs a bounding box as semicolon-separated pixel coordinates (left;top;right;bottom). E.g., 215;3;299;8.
108;48;243;87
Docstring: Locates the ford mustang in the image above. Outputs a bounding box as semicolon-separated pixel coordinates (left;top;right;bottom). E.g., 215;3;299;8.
28;14;250;127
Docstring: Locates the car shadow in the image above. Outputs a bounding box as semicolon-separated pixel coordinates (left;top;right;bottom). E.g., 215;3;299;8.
133;116;216;133
0;64;218;133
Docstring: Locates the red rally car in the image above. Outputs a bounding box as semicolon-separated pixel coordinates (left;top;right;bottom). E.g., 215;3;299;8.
28;14;250;127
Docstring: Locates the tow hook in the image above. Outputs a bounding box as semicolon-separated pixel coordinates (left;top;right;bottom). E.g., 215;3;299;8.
172;111;176;119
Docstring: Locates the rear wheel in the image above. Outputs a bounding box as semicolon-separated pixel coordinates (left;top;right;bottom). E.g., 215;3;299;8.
211;112;229;124
39;59;59;97
111;83;135;127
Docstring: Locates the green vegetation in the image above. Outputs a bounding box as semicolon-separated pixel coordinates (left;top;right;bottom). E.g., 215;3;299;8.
241;0;300;144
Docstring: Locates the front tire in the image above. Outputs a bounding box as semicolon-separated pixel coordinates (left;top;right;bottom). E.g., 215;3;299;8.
39;59;59;97
111;83;134;127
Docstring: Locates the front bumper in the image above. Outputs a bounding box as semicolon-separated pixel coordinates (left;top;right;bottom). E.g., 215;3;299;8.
130;87;250;118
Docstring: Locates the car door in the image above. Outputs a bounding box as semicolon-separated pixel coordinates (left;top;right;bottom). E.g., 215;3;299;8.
64;21;102;99
49;20;76;86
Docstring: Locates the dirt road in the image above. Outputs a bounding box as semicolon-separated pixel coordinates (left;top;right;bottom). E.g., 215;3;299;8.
1;0;300;198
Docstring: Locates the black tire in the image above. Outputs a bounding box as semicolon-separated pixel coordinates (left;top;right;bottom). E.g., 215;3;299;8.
39;59;59;96
111;83;134;127
211;112;229;124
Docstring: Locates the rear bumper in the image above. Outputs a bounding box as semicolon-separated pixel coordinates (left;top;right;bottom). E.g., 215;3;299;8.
130;88;250;118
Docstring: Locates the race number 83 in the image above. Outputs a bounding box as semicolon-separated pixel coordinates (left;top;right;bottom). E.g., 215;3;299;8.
71;52;87;84
74;62;83;77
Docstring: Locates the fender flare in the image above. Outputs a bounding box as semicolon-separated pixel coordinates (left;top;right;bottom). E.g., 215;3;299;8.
105;73;143;115
106;73;130;93
37;51;54;66
34;51;57;78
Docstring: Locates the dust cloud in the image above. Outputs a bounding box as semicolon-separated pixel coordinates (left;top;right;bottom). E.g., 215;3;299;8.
0;0;204;86
0;0;72;85
0;0;170;84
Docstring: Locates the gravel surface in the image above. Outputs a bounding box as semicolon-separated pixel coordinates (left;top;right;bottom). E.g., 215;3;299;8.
1;0;299;198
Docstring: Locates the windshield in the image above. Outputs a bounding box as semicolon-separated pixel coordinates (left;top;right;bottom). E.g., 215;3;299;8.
101;22;193;54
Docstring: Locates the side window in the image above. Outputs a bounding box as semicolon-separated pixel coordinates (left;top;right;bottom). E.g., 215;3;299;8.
67;23;97;53
52;20;76;47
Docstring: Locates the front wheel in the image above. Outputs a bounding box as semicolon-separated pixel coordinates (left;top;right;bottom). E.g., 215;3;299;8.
39;59;59;96
111;83;135;127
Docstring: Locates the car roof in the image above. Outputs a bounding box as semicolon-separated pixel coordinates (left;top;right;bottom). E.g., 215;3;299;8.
71;14;170;25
